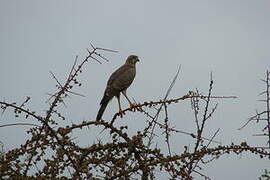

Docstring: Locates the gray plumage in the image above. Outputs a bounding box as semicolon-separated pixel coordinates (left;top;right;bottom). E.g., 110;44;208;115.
96;55;139;120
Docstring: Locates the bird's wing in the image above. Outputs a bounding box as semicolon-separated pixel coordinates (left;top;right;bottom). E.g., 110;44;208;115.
105;64;136;96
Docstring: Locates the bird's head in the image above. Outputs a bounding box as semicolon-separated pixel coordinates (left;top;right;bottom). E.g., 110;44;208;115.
125;55;140;65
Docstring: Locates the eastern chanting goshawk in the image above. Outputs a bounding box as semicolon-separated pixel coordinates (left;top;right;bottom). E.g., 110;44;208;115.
96;55;139;120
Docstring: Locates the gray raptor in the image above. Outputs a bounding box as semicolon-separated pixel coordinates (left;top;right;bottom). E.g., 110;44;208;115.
96;55;139;120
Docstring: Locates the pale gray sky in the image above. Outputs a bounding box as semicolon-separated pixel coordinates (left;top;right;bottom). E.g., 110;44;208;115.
0;0;269;179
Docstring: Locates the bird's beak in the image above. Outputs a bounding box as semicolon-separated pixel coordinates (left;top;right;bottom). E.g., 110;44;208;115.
136;58;140;62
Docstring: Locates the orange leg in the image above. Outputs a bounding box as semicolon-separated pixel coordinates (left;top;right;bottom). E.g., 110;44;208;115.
122;90;135;108
116;95;124;117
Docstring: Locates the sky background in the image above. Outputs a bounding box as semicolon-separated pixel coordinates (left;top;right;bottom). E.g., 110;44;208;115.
0;0;270;179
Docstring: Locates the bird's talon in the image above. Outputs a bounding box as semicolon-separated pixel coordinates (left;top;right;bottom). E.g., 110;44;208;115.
129;104;136;109
118;111;125;118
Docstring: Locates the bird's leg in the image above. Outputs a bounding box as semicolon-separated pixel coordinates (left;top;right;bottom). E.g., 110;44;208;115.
122;90;136;109
116;95;124;117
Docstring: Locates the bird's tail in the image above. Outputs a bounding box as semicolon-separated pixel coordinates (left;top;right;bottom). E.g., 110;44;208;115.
96;95;110;121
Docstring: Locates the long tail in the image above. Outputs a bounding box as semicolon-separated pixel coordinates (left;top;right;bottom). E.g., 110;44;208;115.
96;95;110;121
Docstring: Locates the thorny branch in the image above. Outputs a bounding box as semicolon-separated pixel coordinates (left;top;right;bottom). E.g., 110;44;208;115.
239;70;270;153
0;44;117;178
0;46;269;179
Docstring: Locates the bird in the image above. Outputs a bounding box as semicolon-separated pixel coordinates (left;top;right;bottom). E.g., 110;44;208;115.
96;55;140;121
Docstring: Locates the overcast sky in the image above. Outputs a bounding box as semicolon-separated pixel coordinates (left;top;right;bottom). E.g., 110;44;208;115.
0;0;270;179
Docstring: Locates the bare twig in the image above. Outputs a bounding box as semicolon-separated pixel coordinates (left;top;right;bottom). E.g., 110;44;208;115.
147;65;181;146
0;123;40;128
